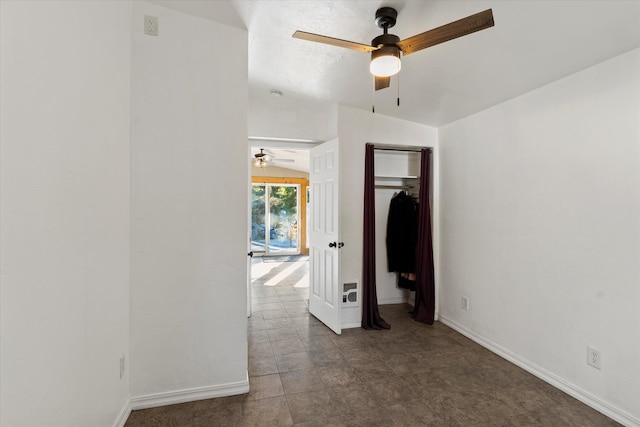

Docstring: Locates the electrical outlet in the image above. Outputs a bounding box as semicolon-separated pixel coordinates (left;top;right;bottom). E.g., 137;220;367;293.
144;15;158;36
587;346;601;370
119;354;126;379
461;296;469;311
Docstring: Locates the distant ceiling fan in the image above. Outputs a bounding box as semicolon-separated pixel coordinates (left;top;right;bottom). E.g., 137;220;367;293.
293;7;494;90
253;148;295;168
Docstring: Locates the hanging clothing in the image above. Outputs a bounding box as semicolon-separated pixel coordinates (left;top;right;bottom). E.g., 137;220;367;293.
386;191;419;292
398;272;416;291
386;191;419;274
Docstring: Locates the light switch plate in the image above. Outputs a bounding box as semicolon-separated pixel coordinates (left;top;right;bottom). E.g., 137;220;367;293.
144;15;158;36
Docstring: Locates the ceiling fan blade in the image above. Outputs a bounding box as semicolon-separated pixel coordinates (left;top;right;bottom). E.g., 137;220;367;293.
272;159;295;163
375;76;390;91
293;31;376;53
397;9;494;56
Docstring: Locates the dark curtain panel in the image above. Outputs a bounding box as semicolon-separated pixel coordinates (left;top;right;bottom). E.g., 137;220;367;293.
413;149;435;324
362;144;390;330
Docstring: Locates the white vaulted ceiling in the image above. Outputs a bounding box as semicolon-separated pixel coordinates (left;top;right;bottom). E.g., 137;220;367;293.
149;0;640;127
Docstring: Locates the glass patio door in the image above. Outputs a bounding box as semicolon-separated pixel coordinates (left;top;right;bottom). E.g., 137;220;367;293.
251;184;299;255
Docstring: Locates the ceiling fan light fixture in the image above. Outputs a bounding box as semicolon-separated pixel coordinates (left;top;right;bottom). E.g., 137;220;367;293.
255;157;268;168
370;46;401;77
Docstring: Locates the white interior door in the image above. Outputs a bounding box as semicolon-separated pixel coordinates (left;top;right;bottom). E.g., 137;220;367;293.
247;151;253;318
309;138;341;334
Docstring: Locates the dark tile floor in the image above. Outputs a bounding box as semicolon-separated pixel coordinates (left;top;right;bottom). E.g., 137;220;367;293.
125;258;619;426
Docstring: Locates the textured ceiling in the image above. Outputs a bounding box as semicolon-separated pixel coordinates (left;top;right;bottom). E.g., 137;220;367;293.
149;0;640;127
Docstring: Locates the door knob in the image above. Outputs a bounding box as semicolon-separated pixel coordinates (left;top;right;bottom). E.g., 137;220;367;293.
329;242;337;248
338;242;344;248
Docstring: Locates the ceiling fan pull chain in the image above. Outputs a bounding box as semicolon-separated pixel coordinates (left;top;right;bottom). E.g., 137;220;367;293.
397;72;400;107
372;82;376;113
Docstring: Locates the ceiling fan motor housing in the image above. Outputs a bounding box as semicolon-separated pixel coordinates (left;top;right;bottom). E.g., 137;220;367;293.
375;7;397;30
371;33;400;49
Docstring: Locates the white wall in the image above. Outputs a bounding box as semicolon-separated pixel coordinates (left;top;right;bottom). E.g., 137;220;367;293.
249;97;337;142
439;48;640;425
129;2;249;406
337;105;438;327
0;1;132;426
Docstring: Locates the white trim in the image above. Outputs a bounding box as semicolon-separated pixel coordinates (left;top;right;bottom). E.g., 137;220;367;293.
439;315;640;427
130;375;250;410
113;401;131;427
431;144;440;329
378;296;408;305
342;322;361;329
248;136;321;149
249;136;320;144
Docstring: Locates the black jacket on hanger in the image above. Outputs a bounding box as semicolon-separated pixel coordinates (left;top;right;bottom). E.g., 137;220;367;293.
386;191;418;274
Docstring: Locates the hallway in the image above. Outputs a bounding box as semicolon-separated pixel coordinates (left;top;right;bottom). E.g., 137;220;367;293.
125;257;618;426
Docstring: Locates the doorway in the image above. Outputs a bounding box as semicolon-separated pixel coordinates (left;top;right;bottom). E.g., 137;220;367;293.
248;145;312;320
247;141;342;334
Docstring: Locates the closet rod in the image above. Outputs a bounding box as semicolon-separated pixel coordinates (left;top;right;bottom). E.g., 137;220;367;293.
372;143;431;153
375;184;418;190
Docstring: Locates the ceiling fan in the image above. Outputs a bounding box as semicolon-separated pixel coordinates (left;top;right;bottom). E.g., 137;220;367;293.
293;7;494;91
253;148;295;168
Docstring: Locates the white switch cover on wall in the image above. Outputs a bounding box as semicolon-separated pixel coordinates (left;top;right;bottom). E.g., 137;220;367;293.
587;346;602;370
461;296;469;311
144;15;158;36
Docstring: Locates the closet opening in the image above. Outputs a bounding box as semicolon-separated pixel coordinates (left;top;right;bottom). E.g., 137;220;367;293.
362;143;435;329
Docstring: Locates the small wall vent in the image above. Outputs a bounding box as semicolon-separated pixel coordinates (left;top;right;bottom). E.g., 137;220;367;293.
342;281;358;307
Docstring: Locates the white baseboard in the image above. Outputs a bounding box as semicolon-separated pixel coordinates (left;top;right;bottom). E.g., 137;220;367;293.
378;296;408;305
113;401;131;427
439;315;640;427
342;322;361;329
130;374;250;410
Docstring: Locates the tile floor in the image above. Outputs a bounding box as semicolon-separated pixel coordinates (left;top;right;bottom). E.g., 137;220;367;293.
125;257;619;426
